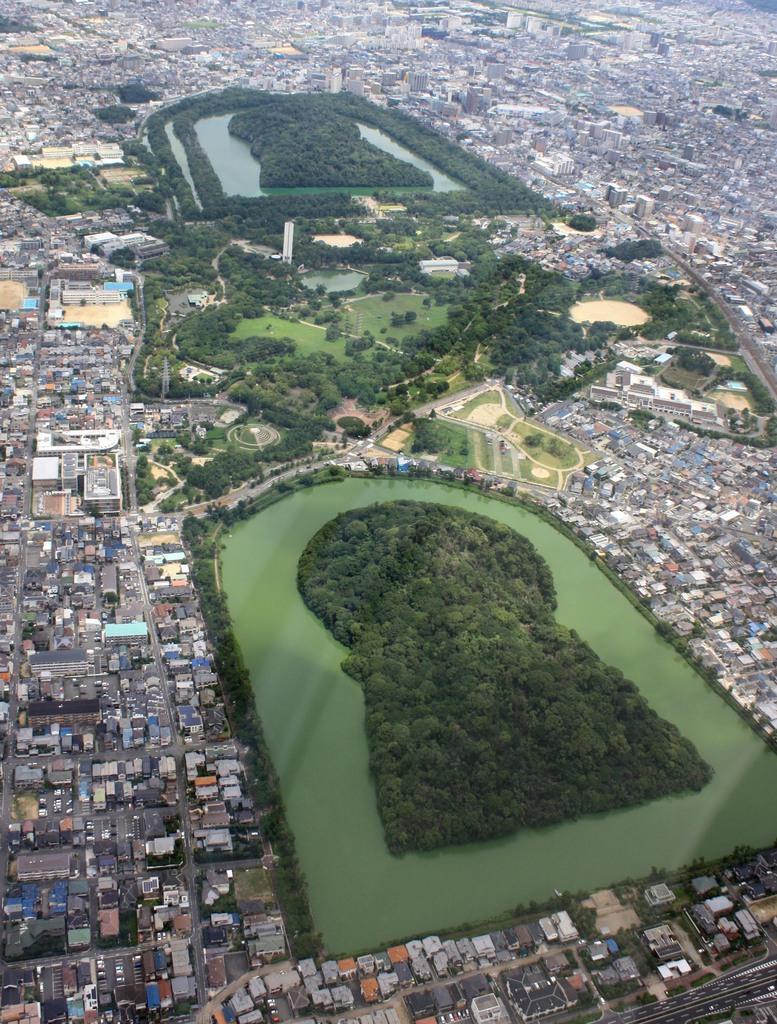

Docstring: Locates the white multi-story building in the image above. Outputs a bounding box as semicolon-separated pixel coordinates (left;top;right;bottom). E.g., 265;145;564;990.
591;361;723;426
282;221;294;264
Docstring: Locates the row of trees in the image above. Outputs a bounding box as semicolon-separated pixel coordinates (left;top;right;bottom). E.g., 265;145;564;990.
182;515;321;956
297;501;711;854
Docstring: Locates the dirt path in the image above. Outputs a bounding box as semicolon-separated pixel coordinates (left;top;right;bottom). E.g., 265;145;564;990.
212;244;230;302
143;460;183;512
213;524;223;595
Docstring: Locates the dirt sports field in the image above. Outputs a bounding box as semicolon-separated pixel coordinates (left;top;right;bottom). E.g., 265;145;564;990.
0;281;26;310
466;403;506;428
382;427;413;452
711;390;753;412
707;352;732;367
61;300;132;327
582;888;640;935
313;234;362;247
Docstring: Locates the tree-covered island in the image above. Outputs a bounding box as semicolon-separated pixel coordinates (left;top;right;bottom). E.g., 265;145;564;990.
228;95;434;189
297;501;712;854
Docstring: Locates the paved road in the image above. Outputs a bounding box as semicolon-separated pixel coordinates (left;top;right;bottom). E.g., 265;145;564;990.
0;261;44;958
627;222;777;404
665;244;777;402
128;512;208;1003
611;956;777;1024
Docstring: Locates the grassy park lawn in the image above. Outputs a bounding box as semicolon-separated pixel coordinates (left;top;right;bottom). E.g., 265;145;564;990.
340;293;448;343
508;418;580;470
204;424;230;452
232;314;347;359
660;366;713;391
518;460;560;487
411;420;472;468
729;355;749;375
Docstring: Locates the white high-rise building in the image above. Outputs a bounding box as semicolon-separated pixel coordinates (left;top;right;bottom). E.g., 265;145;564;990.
282;221;294;264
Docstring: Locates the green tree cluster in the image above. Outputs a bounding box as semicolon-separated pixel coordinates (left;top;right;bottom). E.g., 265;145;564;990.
297;501;712;854
337;416;370;437
566;212;597;232
673;348;715;375
604;239;662;263
95;104;136;124
229;96;433;189
117;82;159;103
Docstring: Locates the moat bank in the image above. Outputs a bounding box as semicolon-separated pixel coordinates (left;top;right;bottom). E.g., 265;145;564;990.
220;478;777;953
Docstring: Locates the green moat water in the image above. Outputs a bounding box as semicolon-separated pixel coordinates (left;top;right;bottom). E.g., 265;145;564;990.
221;478;777;953
186;113;462;196
300;269;367;293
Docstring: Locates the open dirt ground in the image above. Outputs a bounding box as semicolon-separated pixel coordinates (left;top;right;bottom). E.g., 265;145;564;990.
61;300;132;327
466;403;507;428
313;234;362;247
582;889;640;935
570;299;649;327
711;390;753;412
382;427;413;452
0;281;26;309
707;352;731;367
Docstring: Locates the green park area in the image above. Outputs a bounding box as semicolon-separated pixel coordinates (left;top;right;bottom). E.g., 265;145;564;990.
133;86;760;508
395;385;592;488
410;419;473;468
339;292;448;344
231;313;347;359
508;417;581;471
0;164;159;217
455;389;503;417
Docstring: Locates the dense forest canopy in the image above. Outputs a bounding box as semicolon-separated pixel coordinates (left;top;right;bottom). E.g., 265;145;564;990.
95;104;137;124
145;87;551;219
117;82;159;103
604;239;663;263
297;501;711;854
229;97;433;189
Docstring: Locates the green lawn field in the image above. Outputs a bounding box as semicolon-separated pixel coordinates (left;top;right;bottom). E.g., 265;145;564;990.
508;418;581;470
341;293;448;344
411;420;472;468
232;313;347;359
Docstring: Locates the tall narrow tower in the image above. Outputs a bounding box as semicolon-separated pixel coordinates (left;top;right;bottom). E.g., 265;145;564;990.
282;221;294;264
